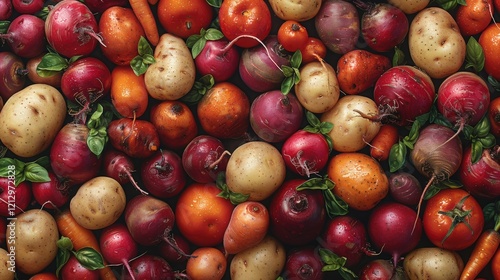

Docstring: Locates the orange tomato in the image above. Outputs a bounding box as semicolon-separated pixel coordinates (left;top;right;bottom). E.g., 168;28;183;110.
157;0;214;39
300;37;327;64
327;152;389;211
175;183;235;247
99;6;145;65
277;20;309;52
455;0;493;36
197;82;250;139
479;23;500;80
150;100;198;150
186;247;227;280
28;272;58;280
110;66;149;119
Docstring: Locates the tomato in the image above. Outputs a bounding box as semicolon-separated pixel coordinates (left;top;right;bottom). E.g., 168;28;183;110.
175;183;235;247
479;23;500;80
300;37;327;64
455;0;492;36
218;0;272;48
423;188;484;251
277;20;309;52
157;0;214;39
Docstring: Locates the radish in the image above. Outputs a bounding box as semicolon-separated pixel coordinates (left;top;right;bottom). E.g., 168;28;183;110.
181;134;230;183
45;0;104;58
103;148;148;196
0;0;12;20
31;171;70;210
11;0;44;14
0;178;31;217
60;255;99;280
388;172;422;207
0;14;46;58
269;179;326;246
123;254;188;280
158;233;192;268
359;259;406;279
0;51;26;101
281;246;324;280
459;145;500;200
140;150;187;199
49;123;102;187
368;202;423;267
99;223;138;280
373;65;435;127
319;215;371;268
61;57;112;110
194;38;240;83
354;1;409;52
250;90;304;143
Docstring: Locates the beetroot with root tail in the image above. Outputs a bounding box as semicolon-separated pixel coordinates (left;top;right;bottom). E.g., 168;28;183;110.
103;148;148;196
99;223;138;280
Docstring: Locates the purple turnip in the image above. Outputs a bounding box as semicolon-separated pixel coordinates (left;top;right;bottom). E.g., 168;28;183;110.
140;150;187;199
0;14;46;58
388;172;422;207
373;65;436;127
281;246;324;280
99;223;138;280
368;202;423;267
103;148;148;195
269;179;326;246
460;145;500;200
0;51;26;101
195;39;240;83
250;90;304;143
181;135;230;183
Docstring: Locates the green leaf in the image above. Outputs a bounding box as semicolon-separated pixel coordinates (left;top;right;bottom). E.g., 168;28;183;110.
318;247;357;279
488;75;500;92
465;36;485;72
138;36;154;56
36;53;69;77
0;21;10;34
473;116;491;138
24;162;50;183
130;37;156;76
297;178;348;218
392;46;406;66
471;141;484;164
290;50;302;68
206;0;222;8
87;137;107;157
56;248;71;277
479;133;496;148
187;28;224;59
33;156;50;170
0;145;7;158
181;74;215;105
74;247;105;270
215;173;249;205
205;28;224;41
389;141;407;172
434;0;465;10
483;201;500;231
57;236;74;251
281;77;294;95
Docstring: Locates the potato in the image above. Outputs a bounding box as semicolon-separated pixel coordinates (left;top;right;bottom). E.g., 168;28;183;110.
0;248;14;280
145;33;196;101
0;84;66;158
408;7;466;79
225;141;286;201
13;209;59;275
268;0;322;21
320;95;381;152
403;247;464;280
70;176;127;230
387;0;429;14
294;61;340;113
230;235;286;280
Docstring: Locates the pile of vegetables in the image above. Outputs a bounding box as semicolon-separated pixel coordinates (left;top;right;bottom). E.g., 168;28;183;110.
1;0;500;279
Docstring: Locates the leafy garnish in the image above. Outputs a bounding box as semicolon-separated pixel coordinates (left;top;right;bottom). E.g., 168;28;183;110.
180;74;215;105
86;103;114;157
488;75;500;92
0;157;50;186
433;0;467;10
465;36;485;73
303;111;334;151
215;172;249;205
36;52;80;78
463;116;497;163
392;46;406;67
130;36;156;76
0;21;9;34
319;248;357;280
296;177;348;218
483;200;500;231
56;236;105;277
281;50;302;94
186;28;224;59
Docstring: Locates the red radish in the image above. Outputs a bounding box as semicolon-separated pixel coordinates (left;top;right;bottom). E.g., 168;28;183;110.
0;179;31;217
31;171;70;209
354;1;409;52
281;130;330;177
0;0;12;20
239;35;291;93
158;233;192;268
195;39;240;83
388;172;422;207
181;134;230;183
0;14;46;58
368;202;423;267
60;255;99;280
373;65;435;127
0;51;26;101
282;246;324;280
359;259;406;279
459;145;500;200
83;0;128;14
49;123;102;187
123;254;188;280
61;57;111;110
250;90;304;143
320;215;370;268
99;223;138;280
437;71;491;142
45;0;104;58
11;0;44;14
140;150;187;199
103;148;148;196
269;179;326;246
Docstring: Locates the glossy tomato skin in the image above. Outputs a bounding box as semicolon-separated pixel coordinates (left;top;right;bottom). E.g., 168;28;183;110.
218;0;272;48
157;0;214;39
277;20;309;52
423;188;484;251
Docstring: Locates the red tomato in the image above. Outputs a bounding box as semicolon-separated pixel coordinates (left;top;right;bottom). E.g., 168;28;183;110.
277;20;309;52
175;183;235;247
157;0;214;39
218;0;272;48
423;188;484;251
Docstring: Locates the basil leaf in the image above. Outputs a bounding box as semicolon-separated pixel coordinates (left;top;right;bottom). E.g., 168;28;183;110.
24;162;50;183
56;248;71;277
36;53;69;77
74;247;105;270
389;141;407;173
465;36;485;72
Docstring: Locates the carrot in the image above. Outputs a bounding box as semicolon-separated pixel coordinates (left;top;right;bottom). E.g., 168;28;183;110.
129;0;159;46
492;246;500;280
55;210;117;280
460;229;500;280
223;201;270;255
369;124;399;161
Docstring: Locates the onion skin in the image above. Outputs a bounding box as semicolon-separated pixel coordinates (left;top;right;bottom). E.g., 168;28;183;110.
410;124;463;181
460;145;500;200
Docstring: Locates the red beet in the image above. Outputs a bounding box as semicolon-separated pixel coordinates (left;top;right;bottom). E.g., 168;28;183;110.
141;150;187;199
281;130;330;177
103;148;148;195
0;14;46;58
31;171;70;209
100;223;138;280
460;145;500;200
0;51;26;101
195;39;240;83
282;246;324;280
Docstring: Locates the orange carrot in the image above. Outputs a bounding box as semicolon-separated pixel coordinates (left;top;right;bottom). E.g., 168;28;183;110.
223;201;269;255
493;247;500;280
369;124;399;161
55;210;117;280
460;229;500;280
129;0;159;46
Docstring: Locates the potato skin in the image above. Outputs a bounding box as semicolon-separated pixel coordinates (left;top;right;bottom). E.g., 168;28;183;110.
408;7;466;79
387;0;429;14
268;0;322;21
14;209;59;275
70;176;127;230
0;248;14;280
145;33;196;101
403;247;464;280
0;84;66;158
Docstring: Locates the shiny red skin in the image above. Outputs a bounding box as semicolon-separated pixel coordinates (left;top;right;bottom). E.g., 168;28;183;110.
31;171;70;209
194;39;240;83
460;145;500;200
281;130;330;177
60;255;100;280
2;14;46;58
141;150;187;199
0;178;32;217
